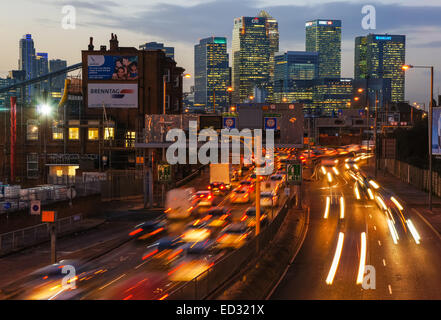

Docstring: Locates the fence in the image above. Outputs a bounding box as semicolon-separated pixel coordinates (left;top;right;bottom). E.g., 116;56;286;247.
165;192;294;300
0;214;82;256
380;158;441;196
0;182;101;216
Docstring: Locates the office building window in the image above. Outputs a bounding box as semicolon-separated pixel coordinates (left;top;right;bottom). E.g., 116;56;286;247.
27;120;39;140
27;153;39;179
104;127;115;140
88;128;99;140
52;120;63;140
125;131;135;147
69;127;79;140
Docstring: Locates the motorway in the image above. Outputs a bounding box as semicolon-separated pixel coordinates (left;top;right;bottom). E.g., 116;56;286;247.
1;157;289;300
271;155;441;299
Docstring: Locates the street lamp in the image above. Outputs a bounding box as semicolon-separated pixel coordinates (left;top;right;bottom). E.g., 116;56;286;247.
37;102;52;183
227;87;233;113
402;64;434;211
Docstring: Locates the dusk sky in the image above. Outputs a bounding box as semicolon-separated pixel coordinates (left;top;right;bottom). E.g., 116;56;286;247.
1;0;440;107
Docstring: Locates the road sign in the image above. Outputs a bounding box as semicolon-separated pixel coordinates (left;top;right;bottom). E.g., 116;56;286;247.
287;162;302;185
158;163;172;182
30;200;41;215
264;117;277;130
223;117;237;129
3;202;11;210
42;211;56;223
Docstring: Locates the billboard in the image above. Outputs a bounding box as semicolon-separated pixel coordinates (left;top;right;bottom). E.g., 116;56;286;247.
87;55;138;80
88;83;138;108
432;107;441;155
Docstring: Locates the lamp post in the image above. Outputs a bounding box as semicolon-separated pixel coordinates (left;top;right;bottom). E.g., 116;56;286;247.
402;64;434;211
37;102;52;183
227;86;233;113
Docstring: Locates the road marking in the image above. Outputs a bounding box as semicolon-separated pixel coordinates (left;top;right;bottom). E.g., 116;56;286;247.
373;226;376;230
388;285;393;295
383;259;386;266
99;274;126;291
378;240;382;246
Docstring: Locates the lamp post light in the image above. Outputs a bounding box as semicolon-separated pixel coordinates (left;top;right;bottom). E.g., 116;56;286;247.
227;86;233;113
402;64;434;211
37;102;52;183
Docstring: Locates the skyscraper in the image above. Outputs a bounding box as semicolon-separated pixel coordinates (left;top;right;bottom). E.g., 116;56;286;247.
194;37;229;113
36;52;49;92
354;34;406;103
273;51;318;104
259;10;279;102
232;16;270;103
305;20;341;78
139;42;175;60
19;34;36;99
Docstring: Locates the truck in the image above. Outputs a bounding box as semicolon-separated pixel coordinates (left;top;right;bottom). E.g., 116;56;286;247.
164;187;195;219
209;164;233;190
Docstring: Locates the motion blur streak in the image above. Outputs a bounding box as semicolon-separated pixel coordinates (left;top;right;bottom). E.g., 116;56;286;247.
391;196;404;211
356;232;367;284
387;219;399;244
332;167;339;175
367;188;374;200
324;196;331;219
407;219;421;244
354;183;360;200
340;197;345;219
326;232;345;285
369;180;380;189
327;172;333;183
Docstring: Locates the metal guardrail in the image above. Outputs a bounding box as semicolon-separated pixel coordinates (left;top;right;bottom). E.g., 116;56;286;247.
0;214;82;256
165;192;293;300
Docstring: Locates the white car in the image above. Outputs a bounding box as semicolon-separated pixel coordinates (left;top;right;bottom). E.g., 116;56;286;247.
260;191;278;207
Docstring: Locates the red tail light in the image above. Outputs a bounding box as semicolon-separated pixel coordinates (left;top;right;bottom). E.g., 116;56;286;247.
142;249;158;260
129;228;143;236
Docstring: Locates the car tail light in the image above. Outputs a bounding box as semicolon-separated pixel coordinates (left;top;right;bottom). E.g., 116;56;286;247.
142;249;158;260
208;186;211;189
129;228;143;236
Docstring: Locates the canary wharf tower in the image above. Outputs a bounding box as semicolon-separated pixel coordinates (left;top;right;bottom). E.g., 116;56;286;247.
232;16;270;103
305;19;342;78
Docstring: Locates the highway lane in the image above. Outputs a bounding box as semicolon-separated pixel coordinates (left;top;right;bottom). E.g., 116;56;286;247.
271;157;441;299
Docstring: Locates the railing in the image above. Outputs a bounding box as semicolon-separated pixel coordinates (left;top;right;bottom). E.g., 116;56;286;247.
0;181;101;215
0;214;82;256
165;192;294;300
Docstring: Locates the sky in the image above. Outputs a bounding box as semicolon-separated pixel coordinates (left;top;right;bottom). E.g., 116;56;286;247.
1;0;441;108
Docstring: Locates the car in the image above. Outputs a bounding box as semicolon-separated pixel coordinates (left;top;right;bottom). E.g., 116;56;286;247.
216;223;253;249
230;187;250;204
192;191;214;207
129;220;167;240
141;236;185;265
181;223;212;243
208;182;228;195
260;191;278;207
239;180;254;191
204;207;232;222
240;207;268;228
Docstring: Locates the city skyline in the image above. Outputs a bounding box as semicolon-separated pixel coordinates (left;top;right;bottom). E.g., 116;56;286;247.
0;0;440;107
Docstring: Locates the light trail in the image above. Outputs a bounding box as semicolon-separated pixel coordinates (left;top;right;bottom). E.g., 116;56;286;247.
354;183;360;200
356;232;367;284
324;196;331;219
391;196;404;211
387;219;399;244
326;232;345;285
340;196;345;219
407;219;421;244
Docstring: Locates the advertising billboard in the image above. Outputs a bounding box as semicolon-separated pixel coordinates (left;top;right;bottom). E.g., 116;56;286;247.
432;107;441;155
88;83;138;108
87;55;138;80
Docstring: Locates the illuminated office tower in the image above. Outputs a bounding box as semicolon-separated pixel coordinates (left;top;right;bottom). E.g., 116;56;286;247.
49;59;67;99
312;78;353;116
305;20;341;78
354;34;405;102
232;16;270;103
36;53;49;92
19;34;36;100
194;37;229;113
259;10;279;102
273;51;318;105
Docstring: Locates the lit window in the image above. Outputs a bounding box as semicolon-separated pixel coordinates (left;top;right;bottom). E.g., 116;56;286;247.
68;166;78;177
104;127;114;140
52;120;63;140
88;128;99;140
69;127;79;140
125;131;135;147
27;120;39;140
56;169;63;177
